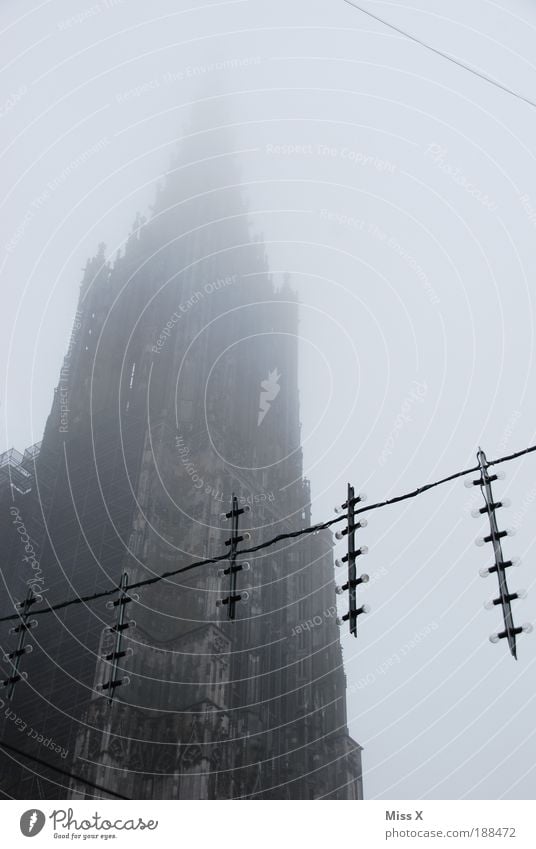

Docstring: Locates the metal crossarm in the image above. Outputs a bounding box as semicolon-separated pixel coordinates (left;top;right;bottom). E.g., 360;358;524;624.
1;589;37;699
335;484;370;637
217;495;251;620
470;448;532;659
100;572;135;703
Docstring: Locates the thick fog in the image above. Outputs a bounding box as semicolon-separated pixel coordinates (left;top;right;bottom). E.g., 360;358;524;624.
2;0;536;798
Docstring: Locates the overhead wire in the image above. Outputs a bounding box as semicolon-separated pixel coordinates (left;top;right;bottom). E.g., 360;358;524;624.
0;442;534;625
342;0;536;111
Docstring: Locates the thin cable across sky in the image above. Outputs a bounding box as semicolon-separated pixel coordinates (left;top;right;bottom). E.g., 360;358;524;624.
343;1;536;111
0;442;534;624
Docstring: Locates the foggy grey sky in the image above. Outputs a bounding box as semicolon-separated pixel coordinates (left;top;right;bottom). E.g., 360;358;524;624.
2;0;536;799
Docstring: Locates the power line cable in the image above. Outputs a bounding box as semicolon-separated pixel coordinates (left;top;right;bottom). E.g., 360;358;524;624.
0;738;130;799
489;443;536;466
353;460;480;518
343;0;536;111
0;442;534;625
